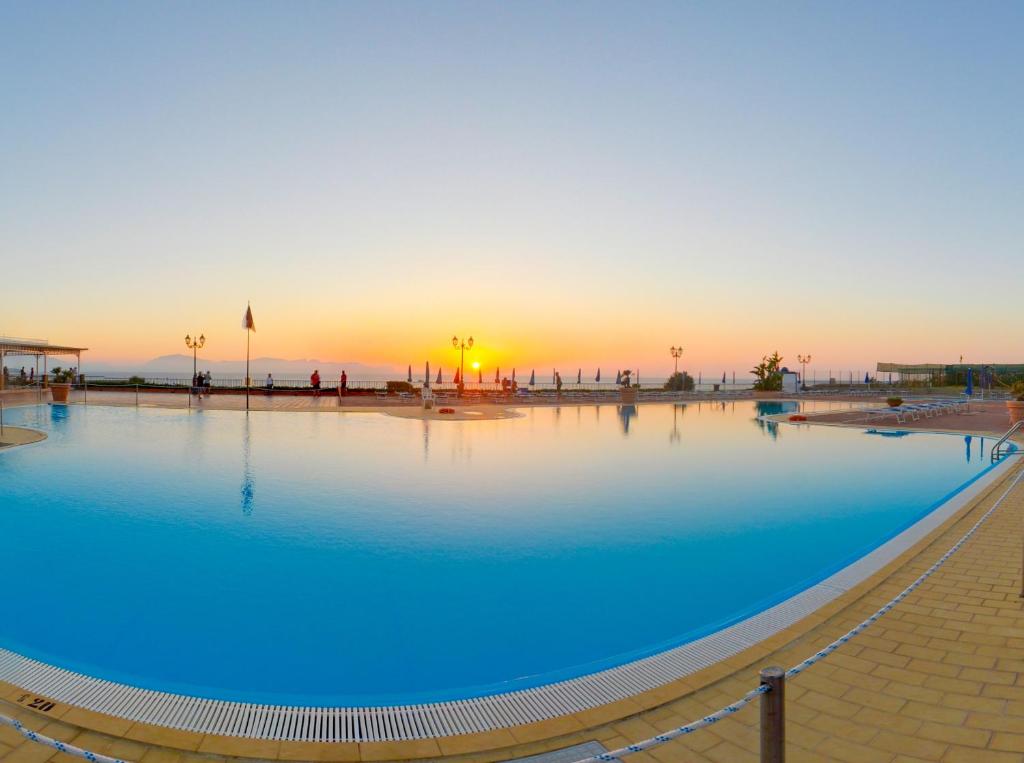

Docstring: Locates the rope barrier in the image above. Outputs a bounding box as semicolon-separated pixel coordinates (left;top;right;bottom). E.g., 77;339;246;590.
572;464;1024;763
0;713;129;763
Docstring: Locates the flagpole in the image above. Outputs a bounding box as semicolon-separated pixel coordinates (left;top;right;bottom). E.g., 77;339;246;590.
245;301;251;412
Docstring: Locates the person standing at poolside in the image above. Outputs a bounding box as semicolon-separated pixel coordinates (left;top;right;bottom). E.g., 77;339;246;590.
311;369;321;397
265;373;274;391
339;370;347;397
555;371;563;397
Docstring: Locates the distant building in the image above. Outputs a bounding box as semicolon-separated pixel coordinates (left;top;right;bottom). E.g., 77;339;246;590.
876;362;1024;385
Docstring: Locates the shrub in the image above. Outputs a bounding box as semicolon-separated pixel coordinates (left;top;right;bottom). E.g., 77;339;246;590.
386;381;415;395
886;396;903;407
751;352;784;391
128;375;145;385
49;366;76;384
664;371;695;392
1012;381;1024;402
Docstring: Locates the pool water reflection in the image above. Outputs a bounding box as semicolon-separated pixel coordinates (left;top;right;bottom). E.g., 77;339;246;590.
0;401;998;705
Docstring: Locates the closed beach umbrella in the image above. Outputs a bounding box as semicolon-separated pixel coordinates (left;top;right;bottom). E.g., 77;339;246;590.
596;368;601;382
425;361;430;388
453;368;460;385
577;369;581;384
722;372;726;384
408;365;412;383
512;368;516;383
529;369;535;386
864;372;870;384
436;367;443;384
478;367;482;383
615;370;621;385
965;368;973;396
495;367;500;383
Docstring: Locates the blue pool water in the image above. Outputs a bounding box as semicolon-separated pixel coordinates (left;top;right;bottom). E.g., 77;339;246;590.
0;401;1001;706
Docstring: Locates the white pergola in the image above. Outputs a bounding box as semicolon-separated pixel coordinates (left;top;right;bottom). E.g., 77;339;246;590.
0;337;87;390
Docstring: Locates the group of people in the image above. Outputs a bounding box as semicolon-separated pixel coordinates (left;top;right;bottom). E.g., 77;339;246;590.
305;369;348;397
192;370;212;397
2;366;80;386
259;369;349;396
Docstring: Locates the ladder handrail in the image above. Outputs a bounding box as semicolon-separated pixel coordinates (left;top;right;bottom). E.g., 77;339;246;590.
991;420;1024;461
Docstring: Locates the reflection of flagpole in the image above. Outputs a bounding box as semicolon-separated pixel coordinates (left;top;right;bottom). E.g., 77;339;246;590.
241;415;254;515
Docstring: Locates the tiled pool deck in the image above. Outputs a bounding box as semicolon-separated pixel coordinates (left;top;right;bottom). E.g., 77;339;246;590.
3;399;1024;762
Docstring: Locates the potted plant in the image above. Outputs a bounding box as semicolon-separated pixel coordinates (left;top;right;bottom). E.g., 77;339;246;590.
886;396;903;408
1008;382;1024;425
49;366;75;403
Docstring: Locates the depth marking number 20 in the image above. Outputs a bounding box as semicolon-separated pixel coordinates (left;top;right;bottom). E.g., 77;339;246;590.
17;694;56;712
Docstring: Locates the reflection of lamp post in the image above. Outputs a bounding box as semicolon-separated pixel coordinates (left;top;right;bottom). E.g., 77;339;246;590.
670;346;683;375
797;354;812;391
670;403;682;443
451;335;473;396
185;334;206;379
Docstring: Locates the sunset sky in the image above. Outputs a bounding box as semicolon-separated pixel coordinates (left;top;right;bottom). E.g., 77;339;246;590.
2;2;1021;377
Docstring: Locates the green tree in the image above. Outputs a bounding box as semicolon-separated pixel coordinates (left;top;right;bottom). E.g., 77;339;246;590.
751;352;784;391
664;371;695;392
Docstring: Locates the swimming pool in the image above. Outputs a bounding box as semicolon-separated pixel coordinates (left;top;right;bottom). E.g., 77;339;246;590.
0;401;1005;715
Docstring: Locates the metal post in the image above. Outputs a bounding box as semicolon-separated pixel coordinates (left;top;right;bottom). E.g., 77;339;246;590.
760;666;785;763
84;378;87;404
136;384;139;407
1;399;4;437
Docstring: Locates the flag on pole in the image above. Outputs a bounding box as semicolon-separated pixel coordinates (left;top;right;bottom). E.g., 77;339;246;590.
243;303;255;410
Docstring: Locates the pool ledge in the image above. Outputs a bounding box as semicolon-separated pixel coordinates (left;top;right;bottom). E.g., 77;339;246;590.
1;457;1019;762
0;426;46;449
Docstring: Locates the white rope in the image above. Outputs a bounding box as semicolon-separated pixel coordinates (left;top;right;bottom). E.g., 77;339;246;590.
0;713;129;763
572;465;1024;763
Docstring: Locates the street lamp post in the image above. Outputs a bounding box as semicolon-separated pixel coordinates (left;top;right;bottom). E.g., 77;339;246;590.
797;354;812;391
185;334;206;381
670;346;683;375
451;335;474;396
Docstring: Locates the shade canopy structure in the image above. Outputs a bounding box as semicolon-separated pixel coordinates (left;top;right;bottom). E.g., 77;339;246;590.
0;337;87;391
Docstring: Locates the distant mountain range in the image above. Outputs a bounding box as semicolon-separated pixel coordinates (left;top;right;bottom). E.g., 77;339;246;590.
85;354;402;380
